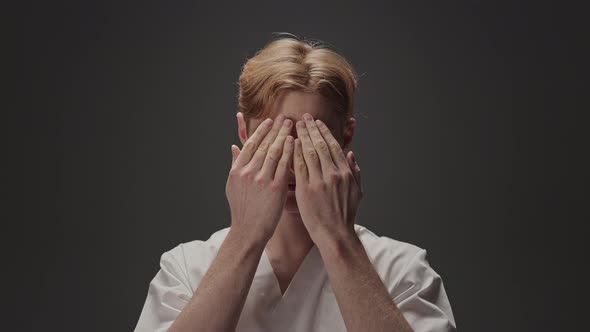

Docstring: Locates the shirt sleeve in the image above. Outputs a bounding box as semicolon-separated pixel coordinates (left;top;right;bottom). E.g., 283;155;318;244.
393;249;457;332
134;249;193;332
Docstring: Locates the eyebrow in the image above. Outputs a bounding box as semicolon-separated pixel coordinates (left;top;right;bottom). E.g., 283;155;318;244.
283;115;330;125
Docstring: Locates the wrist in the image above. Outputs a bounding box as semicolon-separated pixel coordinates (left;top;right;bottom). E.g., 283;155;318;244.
312;225;362;259
227;224;270;252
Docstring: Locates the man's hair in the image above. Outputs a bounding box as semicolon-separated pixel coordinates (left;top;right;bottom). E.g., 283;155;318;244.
237;32;358;131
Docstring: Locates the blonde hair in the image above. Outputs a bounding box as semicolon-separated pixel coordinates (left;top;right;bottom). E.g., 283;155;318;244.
238;33;358;131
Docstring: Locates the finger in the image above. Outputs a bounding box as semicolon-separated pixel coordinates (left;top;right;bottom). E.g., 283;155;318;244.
315;119;349;170
293;138;309;184
303;113;337;173
261;118;292;178
296;120;322;181
274;135;294;182
231;145;240;166
249;114;285;170
346;151;362;188
234;117;274;168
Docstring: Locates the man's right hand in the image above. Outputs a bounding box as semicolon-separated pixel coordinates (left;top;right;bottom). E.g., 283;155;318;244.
166;113;293;332
225;112;294;244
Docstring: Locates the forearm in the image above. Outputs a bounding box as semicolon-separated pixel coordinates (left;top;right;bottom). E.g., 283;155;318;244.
168;227;266;332
316;230;413;332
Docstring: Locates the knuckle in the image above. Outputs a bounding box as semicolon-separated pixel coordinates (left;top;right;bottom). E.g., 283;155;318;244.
266;153;278;163
316;140;329;152
229;167;239;177
244;140;256;152
258;141;271;153
296;161;307;173
306;149;318;161
240;167;255;181
253;174;268;186
329;142;341;151
327;171;341;183
268;146;281;159
268;181;282;192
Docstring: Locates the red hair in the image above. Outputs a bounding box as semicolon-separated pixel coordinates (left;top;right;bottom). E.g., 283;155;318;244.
237;33;358;131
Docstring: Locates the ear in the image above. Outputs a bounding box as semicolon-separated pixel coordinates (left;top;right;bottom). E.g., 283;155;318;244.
341;117;356;152
237;112;249;145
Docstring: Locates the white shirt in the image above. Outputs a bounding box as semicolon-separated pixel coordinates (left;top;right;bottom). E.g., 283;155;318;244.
134;224;457;331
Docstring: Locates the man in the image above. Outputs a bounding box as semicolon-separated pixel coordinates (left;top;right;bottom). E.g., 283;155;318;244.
134;34;456;332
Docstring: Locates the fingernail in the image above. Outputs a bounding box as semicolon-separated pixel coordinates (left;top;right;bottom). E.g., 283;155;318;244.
283;119;292;128
296;120;305;128
303;113;313;122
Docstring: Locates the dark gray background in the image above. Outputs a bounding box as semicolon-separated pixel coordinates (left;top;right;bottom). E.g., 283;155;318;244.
16;1;587;331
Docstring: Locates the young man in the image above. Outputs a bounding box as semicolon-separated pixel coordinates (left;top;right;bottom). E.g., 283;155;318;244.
134;34;456;332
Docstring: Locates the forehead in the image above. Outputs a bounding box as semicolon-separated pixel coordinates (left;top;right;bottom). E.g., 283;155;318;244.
273;90;334;121
250;90;339;131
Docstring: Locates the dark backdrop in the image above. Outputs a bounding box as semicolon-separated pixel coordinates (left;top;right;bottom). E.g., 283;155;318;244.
17;1;587;331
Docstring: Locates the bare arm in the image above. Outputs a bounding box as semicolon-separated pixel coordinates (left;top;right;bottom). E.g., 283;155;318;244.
168;113;294;331
293;113;413;331
316;231;413;332
168;229;266;332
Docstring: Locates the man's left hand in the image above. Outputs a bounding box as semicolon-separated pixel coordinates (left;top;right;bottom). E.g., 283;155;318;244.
293;113;363;245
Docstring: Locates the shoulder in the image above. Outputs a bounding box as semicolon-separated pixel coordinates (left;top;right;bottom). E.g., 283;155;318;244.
354;223;425;267
353;224;431;297
165;226;231;262
160;227;232;290
353;224;456;329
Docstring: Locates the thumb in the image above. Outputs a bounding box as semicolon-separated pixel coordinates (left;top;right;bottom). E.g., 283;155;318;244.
231;144;240;165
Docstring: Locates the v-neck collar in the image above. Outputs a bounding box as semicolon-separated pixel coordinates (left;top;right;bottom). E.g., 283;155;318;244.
239;226;364;331
258;244;325;315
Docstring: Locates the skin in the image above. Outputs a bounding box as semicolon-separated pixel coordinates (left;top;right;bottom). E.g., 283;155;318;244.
168;90;413;332
238;90;355;293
